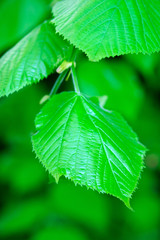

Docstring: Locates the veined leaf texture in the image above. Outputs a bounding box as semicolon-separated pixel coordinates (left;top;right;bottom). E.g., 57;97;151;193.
53;0;160;61
32;92;146;207
0;21;71;97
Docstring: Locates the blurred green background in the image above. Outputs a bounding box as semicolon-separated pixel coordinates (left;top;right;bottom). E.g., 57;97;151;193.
0;0;160;239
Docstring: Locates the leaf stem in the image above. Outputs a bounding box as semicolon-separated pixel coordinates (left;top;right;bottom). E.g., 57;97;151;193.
49;70;68;95
70;47;80;93
71;63;80;94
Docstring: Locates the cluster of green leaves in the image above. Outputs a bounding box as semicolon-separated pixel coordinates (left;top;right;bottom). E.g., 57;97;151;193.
1;0;160;207
0;71;160;240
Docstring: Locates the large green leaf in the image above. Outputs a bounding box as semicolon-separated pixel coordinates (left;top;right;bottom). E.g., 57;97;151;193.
32;92;146;207
0;21;71;97
53;0;160;61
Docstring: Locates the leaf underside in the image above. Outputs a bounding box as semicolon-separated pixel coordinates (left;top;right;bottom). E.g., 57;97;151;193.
32;92;146;207
0;21;71;97
53;0;160;61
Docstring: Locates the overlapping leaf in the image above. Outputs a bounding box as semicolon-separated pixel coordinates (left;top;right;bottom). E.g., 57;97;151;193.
0;21;71;97
32;92;146;207
53;0;160;61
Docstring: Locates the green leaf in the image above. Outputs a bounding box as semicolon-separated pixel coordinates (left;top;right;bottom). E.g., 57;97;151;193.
0;21;71;97
76;57;144;120
31;226;89;240
0;198;47;237
53;0;160;61
49;178;109;232
125;53;160;89
0;0;51;55
32;92;146;207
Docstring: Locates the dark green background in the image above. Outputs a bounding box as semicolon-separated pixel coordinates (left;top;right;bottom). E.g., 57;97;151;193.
0;0;160;239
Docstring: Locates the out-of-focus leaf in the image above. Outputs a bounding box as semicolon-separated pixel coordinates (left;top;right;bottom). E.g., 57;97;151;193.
53;0;160;61
133;96;160;158
76;57;144;120
124;170;159;234
125;53;160;89
0;153;46;195
48;178;109;232
0;0;52;55
31;226;89;240
0;84;47;194
0;199;48;237
0;21;71;97
32;92;146;207
0;83;45;143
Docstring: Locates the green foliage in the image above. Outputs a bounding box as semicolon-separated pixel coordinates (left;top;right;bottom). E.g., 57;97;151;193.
53;0;160;61
76;57;144;120
50;178;109;232
0;0;52;55
125;53;160;89
0;76;160;240
0;21;71;97
1;1;160;239
1;0;160;211
32;92;145;206
31;226;89;240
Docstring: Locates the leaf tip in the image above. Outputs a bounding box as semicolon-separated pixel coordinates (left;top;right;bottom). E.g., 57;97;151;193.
124;198;133;211
53;173;61;184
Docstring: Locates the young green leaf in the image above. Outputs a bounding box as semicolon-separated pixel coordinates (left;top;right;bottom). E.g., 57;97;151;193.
53;0;160;61
0;21;71;97
32;92;146;207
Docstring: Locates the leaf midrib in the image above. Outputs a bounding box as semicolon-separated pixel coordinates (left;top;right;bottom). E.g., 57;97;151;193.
81;96;137;198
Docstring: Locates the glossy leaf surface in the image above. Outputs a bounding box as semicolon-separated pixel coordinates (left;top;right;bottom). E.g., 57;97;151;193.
53;0;160;61
32;92;146;206
0;21;70;97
